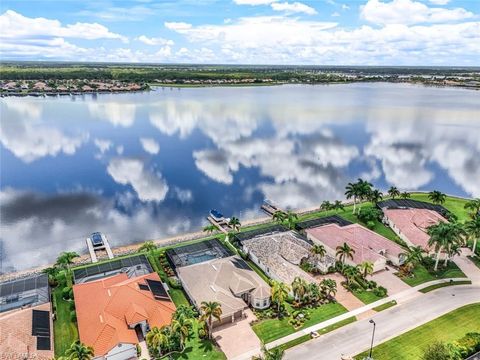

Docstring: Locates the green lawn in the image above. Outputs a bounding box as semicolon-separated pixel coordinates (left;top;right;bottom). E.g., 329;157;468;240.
419;280;472;293
409;193;470;222
252;302;348;343
172;321;226;360
373;300;397;312
53;286;78;356
351;288;386;304
397;262;467;287
355;303;480;360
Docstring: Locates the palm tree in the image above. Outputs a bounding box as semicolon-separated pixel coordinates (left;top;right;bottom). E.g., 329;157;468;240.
465;215;480;254
310;244;326;263
427;222;465;271
285;211;298;230
200;301;222;340
388;186;400;199
345;182;361;214
333;200;345;213
335;242;355;264
464;199;480;218
368;189;383;205
403;245;425;267
400;191;411;199
271;281;290;315
446;243;462;266
358;261;374;278
228;217;241;232
428;190;446;205
320;201;333;212
138;240;157;254
42;266;60;287
272;210;287;224
171;316;193;350
343;265;359;287
146;326;169;355
253;345;285;360
203;224;218;234
320;278;337;300
356;179;374;211
65;341;94;360
291;277;308;303
56;251;79;270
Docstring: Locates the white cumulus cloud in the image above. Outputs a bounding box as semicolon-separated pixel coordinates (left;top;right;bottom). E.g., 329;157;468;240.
140;137;160;155
136;35;174;46
271;2;318;15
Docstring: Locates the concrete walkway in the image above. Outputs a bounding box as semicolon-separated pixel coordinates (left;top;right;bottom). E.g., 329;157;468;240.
138;341;151;360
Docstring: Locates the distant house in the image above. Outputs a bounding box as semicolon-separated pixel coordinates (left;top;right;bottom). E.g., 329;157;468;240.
73;272;175;360
306;223;405;272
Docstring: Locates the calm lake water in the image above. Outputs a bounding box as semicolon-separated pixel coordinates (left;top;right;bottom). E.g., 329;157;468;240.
1;83;479;272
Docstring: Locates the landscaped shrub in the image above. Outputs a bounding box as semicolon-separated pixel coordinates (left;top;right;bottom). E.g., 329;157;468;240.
70;310;77;322
167;277;182;289
453;332;480;357
62;286;72;300
366;221;376;230
373;286;388;297
357;207;381;224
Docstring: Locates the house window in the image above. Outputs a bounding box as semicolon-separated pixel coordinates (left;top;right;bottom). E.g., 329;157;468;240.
263;299;268;307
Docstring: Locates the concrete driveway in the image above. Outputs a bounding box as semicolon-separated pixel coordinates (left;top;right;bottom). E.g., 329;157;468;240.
213;309;261;360
369;266;410;297
284;284;480;360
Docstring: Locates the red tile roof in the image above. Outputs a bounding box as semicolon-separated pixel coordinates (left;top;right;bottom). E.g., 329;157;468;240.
384;208;447;250
306;223;404;265
73;272;175;356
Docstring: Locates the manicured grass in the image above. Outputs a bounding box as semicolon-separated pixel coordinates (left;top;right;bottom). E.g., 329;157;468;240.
169;288;190;307
409;193;471;222
252;302;348;343
419;280;472;293
172;321;226;360
274;317;356;352
52;286;78;356
468;255;480;269
354;303;480;360
351;288;386;305
373;300;397;312
397;261;467;287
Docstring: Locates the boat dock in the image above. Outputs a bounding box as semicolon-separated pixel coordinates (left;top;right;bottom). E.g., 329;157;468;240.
261;200;284;216
86;233;114;263
206;216;229;234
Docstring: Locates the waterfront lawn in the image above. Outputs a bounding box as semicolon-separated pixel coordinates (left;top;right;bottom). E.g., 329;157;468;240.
351;288;386;304
173;321;226;360
409;193;470;222
354;303;480;360
52;273;78;356
252;302;348;343
397;261;467;287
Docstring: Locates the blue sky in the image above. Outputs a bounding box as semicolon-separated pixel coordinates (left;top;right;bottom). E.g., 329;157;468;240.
1;0;479;65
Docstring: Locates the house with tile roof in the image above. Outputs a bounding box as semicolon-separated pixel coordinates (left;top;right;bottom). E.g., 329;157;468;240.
73;272;175;359
176;255;270;328
306;223;405;272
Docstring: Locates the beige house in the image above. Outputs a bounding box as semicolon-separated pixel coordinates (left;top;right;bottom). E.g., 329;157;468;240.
177;255;270;327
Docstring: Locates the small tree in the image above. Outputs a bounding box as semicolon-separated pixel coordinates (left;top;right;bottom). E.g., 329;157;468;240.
428;190;447;205
203;224;218;234
200;301;222;340
422;342;454;360
65;341;94;360
271;281;290;316
228;217;241;232
388;186;400;199
138;241;157;254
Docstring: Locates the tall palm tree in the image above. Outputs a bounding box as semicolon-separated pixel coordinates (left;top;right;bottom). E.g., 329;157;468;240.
388;186;400;199
345;182;361;214
228;217;241;232
358;261;374;278
333;200;345;213
272;210;287;224
203;224;218;234
336;242;355;264
171;316;193;350
403;245;425;268
320;201;333;212
465;215;480;254
138;240;157;254
146;326;169;355
428;190;446;205
291;277;308;302
343;266;359;287
285;211;298;230
368;189;383;205
400;191;411;199
356;179;374;211
200;301;222;340
464;199;480;219
65;341;94;360
42;266;60;287
427;222;465;271
271;281;290;315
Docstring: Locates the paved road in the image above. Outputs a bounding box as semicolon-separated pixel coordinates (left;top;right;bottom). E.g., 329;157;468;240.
284;284;480;360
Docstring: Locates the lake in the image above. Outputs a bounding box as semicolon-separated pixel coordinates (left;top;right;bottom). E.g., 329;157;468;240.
1;83;479;272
